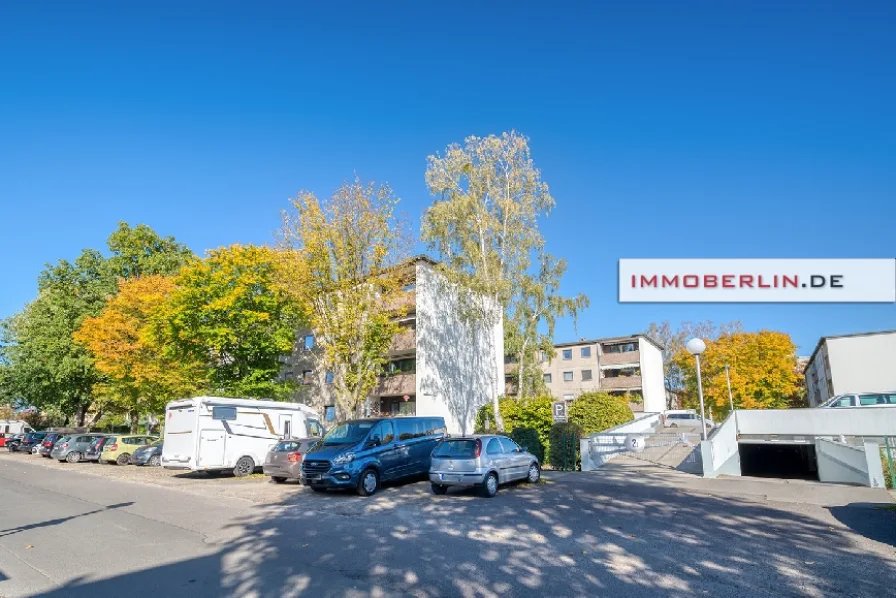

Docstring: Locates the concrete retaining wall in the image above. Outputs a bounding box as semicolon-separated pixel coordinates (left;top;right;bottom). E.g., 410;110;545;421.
580;412;661;471
701;414;740;478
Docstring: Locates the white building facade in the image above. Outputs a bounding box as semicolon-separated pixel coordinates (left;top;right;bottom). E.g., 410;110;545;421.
285;257;504;435
804;330;896;407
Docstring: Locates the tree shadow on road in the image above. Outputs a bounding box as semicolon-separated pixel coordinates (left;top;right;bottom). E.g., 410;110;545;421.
27;471;896;597
0;502;133;538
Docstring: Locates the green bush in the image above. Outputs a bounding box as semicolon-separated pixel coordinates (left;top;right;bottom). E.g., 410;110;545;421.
510;427;545;463
568;392;634;435
476;395;554;458
548;422;583;470
883;448;895;489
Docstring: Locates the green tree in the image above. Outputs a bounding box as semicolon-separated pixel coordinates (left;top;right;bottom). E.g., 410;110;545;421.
508;253;588;399
422;131;564;431
0;223;193;426
278;178;411;420
568;392;633;434
151;244;302;399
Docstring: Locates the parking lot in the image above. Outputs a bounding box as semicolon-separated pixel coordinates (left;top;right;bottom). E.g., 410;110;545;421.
2;449;895;598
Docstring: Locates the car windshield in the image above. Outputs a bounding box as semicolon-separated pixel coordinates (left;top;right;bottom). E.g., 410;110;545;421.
149;440;163;447
434;440;479;459
320;421;375;445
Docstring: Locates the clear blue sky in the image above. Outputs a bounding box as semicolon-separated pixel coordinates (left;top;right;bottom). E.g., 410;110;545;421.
1;2;894;353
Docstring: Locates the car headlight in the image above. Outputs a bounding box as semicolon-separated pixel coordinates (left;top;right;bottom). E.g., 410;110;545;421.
332;452;355;465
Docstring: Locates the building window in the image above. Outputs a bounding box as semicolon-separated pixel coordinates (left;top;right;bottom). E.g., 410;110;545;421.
563;371;574;382
402;282;416;292
581;346;591;358
603;342;637;354
582;369;593;381
325;371;334;384
603;367;640;378
303;335;315;350
212;406;237;421
399;319;416;331
562;349;572;360
385;358;416;375
543;373;552;384
302;370;313;384
324;405;336;422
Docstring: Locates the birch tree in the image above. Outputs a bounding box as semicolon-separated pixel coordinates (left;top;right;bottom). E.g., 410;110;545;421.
422;131;557;431
278;178;411;420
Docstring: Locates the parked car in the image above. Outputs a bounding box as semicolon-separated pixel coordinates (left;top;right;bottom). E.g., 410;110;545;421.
38;433;66;458
101;434;158;465
662;410;714;430
264;438;320;483
301;416;446;496
429;435;541;498
131;440;164;466
5;433;26;452
18;432;49;454
0;433;12;447
83;435;114;462
820;392;896;408
50;434;105;463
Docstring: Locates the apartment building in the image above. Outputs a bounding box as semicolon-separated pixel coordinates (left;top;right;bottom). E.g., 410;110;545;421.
804;330;896;407
284;256;504;435
507;334;666;413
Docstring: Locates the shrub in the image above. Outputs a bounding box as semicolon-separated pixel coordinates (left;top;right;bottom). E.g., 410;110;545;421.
476;395;554;455
510;427;545;463
548;422;583;470
883;448;895;490
569;392;634;435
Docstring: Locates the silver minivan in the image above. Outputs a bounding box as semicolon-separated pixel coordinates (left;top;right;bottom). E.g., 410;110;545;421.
821;392;896;408
429;435;540;498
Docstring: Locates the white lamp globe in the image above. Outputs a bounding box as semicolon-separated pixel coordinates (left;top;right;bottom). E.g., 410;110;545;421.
686;338;707;355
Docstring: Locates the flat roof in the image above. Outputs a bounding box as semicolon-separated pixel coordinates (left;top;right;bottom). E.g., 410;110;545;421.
553;334;664;351
803;329;896;373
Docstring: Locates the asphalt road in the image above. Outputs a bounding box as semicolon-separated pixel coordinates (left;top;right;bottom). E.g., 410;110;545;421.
0;455;894;598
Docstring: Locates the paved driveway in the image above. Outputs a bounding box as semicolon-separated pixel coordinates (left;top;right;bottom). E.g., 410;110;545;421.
0;452;893;597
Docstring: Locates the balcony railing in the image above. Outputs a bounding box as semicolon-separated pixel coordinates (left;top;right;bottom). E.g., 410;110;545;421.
375;373;416;396
599;350;640;366
600;375;642;390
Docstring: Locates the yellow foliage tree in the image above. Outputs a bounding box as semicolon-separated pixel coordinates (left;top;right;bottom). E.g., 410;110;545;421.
672;330;802;418
278;177;411;421
74;275;206;431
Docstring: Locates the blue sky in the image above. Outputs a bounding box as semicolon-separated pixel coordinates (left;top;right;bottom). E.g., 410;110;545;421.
1;2;893;353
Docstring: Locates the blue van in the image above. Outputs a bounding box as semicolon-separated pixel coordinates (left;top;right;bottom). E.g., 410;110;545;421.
300;416;447;496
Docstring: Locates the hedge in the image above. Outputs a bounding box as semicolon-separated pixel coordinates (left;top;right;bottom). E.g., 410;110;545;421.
476;395;554;459
568;392;634;435
548;422;583;470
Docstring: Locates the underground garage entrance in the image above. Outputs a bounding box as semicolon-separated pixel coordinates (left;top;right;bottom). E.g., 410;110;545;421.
738;443;819;480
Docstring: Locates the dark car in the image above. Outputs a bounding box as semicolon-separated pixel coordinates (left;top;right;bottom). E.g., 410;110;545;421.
131;440;164;466
12;432;47;453
38;433;66;458
84;435;114;462
5;433;25;452
300;416;446;496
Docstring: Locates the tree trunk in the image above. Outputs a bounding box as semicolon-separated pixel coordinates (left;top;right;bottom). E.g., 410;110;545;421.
77;404;88;427
85;409;103;431
129;412;139;434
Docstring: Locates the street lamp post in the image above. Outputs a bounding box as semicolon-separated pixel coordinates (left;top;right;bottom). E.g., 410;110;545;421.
687;338;709;440
725;364;734;413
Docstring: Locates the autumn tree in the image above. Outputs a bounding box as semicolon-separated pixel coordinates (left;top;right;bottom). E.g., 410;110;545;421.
647;320;743;409
151;244;302;399
507;253;588;399
671;330;801;417
422;131;574;431
278;178;411;420
0;223;193;426
74;275;206;432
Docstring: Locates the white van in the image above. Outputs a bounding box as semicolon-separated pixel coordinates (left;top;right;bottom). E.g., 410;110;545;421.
662;410;715;429
161;396;325;476
0;420;34;435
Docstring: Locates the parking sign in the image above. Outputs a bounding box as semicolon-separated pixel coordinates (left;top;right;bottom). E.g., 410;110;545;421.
552;401;568;423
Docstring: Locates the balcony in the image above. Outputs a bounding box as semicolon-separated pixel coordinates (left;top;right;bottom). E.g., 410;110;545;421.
600;375;642;390
389;328;416;355
375;373;416;396
599;350;640;366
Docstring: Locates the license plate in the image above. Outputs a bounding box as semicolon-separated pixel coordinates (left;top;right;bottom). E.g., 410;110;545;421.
440;474;461;482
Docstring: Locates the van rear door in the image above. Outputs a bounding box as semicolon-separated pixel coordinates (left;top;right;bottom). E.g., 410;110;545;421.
163;404;198;466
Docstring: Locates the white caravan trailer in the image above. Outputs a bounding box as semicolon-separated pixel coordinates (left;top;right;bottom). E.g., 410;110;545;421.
0;420;34;435
161;396;324;476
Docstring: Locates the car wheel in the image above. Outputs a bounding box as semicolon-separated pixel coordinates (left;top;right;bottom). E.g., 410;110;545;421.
116;453;131;466
481;472;499;498
431;483;448;495
357;469;379;497
527;462;541;484
271;476;287;484
148;454;161;467
233;456;255;477
670;423;678;428
66;451;81;464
